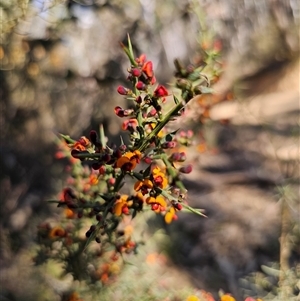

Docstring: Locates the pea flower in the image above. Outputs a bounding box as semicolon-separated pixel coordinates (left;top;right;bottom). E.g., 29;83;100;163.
116;150;141;171
146;195;167;212
134;178;154;195
113;195;132;216
152;166;168;189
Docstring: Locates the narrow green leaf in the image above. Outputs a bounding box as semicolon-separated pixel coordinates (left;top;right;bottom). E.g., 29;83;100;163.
47;200;61;203
181;203;207;217
98;194;112;202
143;164;152;178
165;134;173;142
83;224;101;251
173;95;180;104
132;171;144;181
131;209;137;220
60;134;76;144
120;35;137;66
127;34;134;61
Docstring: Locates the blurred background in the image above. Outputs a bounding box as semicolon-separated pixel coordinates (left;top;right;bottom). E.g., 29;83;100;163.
0;0;299;300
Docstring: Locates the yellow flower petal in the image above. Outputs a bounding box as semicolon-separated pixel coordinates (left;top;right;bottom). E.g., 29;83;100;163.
186;296;200;301
143;178;153;188
165;207;176;224
221;295;236;301
134;181;143;191
155;195;167;207
113;195;128;216
146;196;156;204
164;211;173;224
113;201;123;216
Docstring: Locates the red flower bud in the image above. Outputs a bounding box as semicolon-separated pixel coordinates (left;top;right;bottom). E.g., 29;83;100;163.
179;130;186;137
131;68;142;77
102;153;111;162
114;106;125;117
113;149;122;159
162;141;177;149
174;203;183;210
186;130;194;138
135;96;142;104
179;152;186;162
62;187;76;202
154;85;168;97
179;164;193;174
136;81;147;91
147;108;157;117
90;130;98;144
99;165;106;175
92;162;102;170
143;156;152;164
55;151;65;159
122;206;129;214
77;136;90;147
117;85;129;95
108;177;116;186
170;152;181;162
119;144;127;152
151;203;159;211
89;225;96;232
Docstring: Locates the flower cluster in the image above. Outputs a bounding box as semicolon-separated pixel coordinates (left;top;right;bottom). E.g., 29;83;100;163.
36;36;221;298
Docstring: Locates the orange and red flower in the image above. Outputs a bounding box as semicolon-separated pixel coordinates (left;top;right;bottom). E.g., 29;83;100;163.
164;207;178;224
48;226;66;239
122;118;138;131
146;195;167;212
64;208;77;219
134;178;153;195
221;295;236;301
154;85;168;100
116;150;141;171
73;136;90;151
66;292;84;301
113;195;133;216
152;166;168;189
136;54;156;84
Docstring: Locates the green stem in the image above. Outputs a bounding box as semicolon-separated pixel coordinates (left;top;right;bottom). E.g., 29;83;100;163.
138;99;184;152
114;171;125;192
157;188;206;217
73;153;103;159
161;153;186;192
181;203;207;217
120;35;138;67
60;134;76;144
